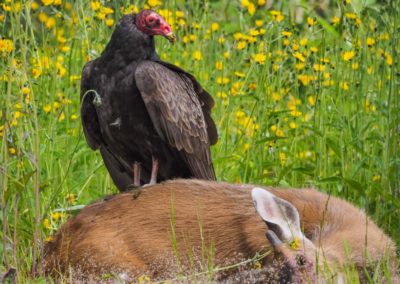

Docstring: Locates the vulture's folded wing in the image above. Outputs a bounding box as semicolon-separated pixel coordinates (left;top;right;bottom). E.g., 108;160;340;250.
80;60;132;191
80;61;103;150
135;61;216;180
156;60;218;145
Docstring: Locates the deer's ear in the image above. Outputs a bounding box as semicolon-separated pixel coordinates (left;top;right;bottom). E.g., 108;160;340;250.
251;187;302;241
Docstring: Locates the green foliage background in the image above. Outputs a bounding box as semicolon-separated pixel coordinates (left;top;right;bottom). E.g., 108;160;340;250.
0;0;399;281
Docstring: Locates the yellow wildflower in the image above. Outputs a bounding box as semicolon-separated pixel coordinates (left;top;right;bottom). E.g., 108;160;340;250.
43;104;51;113
295;63;305;71
217;77;230;85
38;12;48;23
385;53;392;66
42;0;54;6
307;17;316;26
299;38;308;46
175;11;184;18
339;81;349;90
58;112;65;122
255;20;263;27
97;12;106;20
281;31;292;37
234;72;245;78
290;237;300;249
293;52;305;62
270;10;284;22
216;92;227;99
46;17;56;29
31;1;39;10
379;32;389;41
90;1;101;11
66;193;76;204
102;7;114;15
211;22;219;32
308;96;316;106
147;0;161;7
298;74;313;86
241;0;250;7
247;3;256;16
272;92;280;101
43;218;52;230
64;2;72;10
313;64;325;72
45;236;54;242
331;16;340;25
51;212;62;221
193;51;202;61
366;37;375;47
237;41;247;50
105;18;114;27
215;62;223;70
248;83;257;90
345;13;357;20
342;50;356;61
252;53;266;64
32;68;42;79
0;39;13;55
372;175;381;182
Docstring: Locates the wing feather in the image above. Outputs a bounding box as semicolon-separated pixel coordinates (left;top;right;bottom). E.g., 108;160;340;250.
135;61;216;180
156;61;218;145
80;61;103;150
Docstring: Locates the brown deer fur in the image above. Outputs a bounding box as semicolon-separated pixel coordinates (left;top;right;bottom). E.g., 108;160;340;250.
42;179;396;280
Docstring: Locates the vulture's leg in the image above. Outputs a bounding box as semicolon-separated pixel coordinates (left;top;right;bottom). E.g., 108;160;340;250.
149;156;159;185
130;162;142;199
133;161;141;187
143;157;159;187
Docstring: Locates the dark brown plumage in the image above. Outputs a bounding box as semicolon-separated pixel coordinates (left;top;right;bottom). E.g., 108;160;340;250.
80;11;218;191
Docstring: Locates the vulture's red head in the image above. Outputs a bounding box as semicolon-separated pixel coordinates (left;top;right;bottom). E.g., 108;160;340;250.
136;10;176;43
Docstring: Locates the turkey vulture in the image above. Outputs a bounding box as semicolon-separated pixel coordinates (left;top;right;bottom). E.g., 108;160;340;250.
80;10;218;191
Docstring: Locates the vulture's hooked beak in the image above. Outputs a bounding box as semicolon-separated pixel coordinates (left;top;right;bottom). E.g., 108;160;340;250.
165;32;177;44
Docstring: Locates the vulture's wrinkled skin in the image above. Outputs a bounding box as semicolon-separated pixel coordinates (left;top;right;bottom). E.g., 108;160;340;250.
80;12;218;191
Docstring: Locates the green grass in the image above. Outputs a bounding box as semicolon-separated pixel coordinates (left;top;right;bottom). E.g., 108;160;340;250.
0;0;399;282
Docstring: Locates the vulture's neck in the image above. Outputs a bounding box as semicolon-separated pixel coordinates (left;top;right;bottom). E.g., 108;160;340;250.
99;30;159;67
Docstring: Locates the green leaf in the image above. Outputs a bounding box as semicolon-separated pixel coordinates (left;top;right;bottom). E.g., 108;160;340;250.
343;178;364;193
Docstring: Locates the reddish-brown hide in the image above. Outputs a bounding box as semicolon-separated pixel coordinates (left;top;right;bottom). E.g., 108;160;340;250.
42;179;396;280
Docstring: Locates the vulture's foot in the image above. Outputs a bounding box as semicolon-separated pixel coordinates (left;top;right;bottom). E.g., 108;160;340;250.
143;157;159;187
